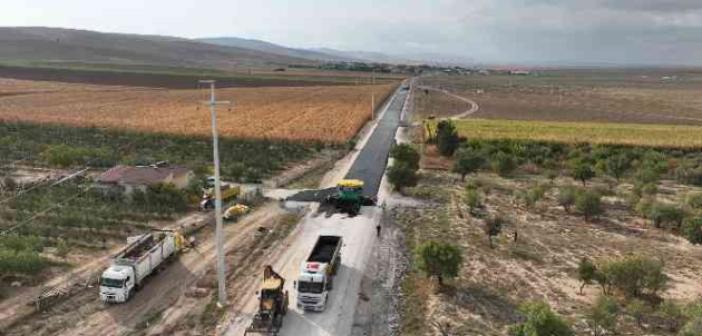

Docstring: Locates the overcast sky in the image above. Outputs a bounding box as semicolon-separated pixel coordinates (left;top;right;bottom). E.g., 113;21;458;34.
2;0;702;66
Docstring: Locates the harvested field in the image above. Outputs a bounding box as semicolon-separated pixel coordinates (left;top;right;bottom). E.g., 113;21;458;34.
418;69;702;126
0;81;396;143
451;118;702;148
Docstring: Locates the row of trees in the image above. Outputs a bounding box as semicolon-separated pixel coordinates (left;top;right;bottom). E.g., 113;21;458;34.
428;120;702;190
2;121;315;183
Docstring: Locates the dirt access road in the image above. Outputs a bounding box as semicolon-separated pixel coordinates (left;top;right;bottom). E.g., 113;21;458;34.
418;85;479;119
3;204;287;336
222;83;410;336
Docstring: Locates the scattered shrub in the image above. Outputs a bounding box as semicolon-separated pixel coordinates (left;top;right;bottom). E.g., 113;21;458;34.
675;159;702;186
686;193;702;210
599;255;667;298
626;299;651;328
575;190;603;221
557;186;577;213
682;217;702;244
578;257;597;294
491;151;517;176
587;295;619;336
509;301;574;336
648;203;685;229
464;189;482;212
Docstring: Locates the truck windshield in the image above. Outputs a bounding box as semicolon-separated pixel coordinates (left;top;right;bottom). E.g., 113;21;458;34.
298;281;324;294
100;277;124;288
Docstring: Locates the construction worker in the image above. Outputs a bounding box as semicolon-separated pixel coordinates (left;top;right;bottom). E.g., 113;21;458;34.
376;223;381;238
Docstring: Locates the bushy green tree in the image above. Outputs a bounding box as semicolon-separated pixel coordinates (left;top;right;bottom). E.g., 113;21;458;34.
436;120;460;157
387;162;419;191
390;143;420;170
587;295;619;336
604;154;630;181
599;255;667;298
575;190;603;221
509;301;574;336
648;203;685;229
578;258;597;294
682;217;702;244
571;161;595;186
414;241;463;286
557;186;577;213
491;151;517;177
453;148;485;180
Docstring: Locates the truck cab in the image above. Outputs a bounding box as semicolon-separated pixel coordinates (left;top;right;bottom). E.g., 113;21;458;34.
99;265;136;303
296;262;331;311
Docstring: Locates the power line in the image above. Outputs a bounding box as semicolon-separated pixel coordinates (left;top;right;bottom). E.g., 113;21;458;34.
0;184;92;236
0;167;89;206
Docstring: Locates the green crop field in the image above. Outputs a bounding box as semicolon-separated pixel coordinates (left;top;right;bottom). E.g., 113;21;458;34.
450;118;702;148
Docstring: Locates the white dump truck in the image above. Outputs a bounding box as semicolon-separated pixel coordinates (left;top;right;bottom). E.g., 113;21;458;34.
99;231;184;303
294;235;342;311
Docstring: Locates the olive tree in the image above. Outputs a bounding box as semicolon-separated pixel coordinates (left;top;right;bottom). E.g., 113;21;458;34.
414;241;463;286
453;148;485;181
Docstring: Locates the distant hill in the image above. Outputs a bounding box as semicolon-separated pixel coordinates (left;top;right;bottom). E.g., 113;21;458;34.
197;37;350;62
0;27;315;69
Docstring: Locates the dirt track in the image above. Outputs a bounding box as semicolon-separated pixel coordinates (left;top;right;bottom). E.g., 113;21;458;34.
3;204;285;336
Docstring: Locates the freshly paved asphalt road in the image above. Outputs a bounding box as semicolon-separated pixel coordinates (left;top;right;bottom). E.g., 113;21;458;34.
289;87;408;201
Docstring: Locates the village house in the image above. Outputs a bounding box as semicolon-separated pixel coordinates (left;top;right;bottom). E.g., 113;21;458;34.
97;162;193;194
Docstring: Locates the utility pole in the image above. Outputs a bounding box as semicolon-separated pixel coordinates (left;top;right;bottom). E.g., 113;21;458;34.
371;70;376;120
199;80;230;307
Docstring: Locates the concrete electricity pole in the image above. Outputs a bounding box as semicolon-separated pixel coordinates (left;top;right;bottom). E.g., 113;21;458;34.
199;80;230;306
371;70;376;119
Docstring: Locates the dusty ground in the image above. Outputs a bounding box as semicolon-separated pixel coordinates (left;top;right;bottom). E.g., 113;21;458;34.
2;202;292;336
393;169;702;336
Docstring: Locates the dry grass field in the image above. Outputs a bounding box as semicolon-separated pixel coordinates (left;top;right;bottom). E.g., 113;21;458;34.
450;118;702;148
396;170;702;336
0;79;396;142
418;69;702;125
